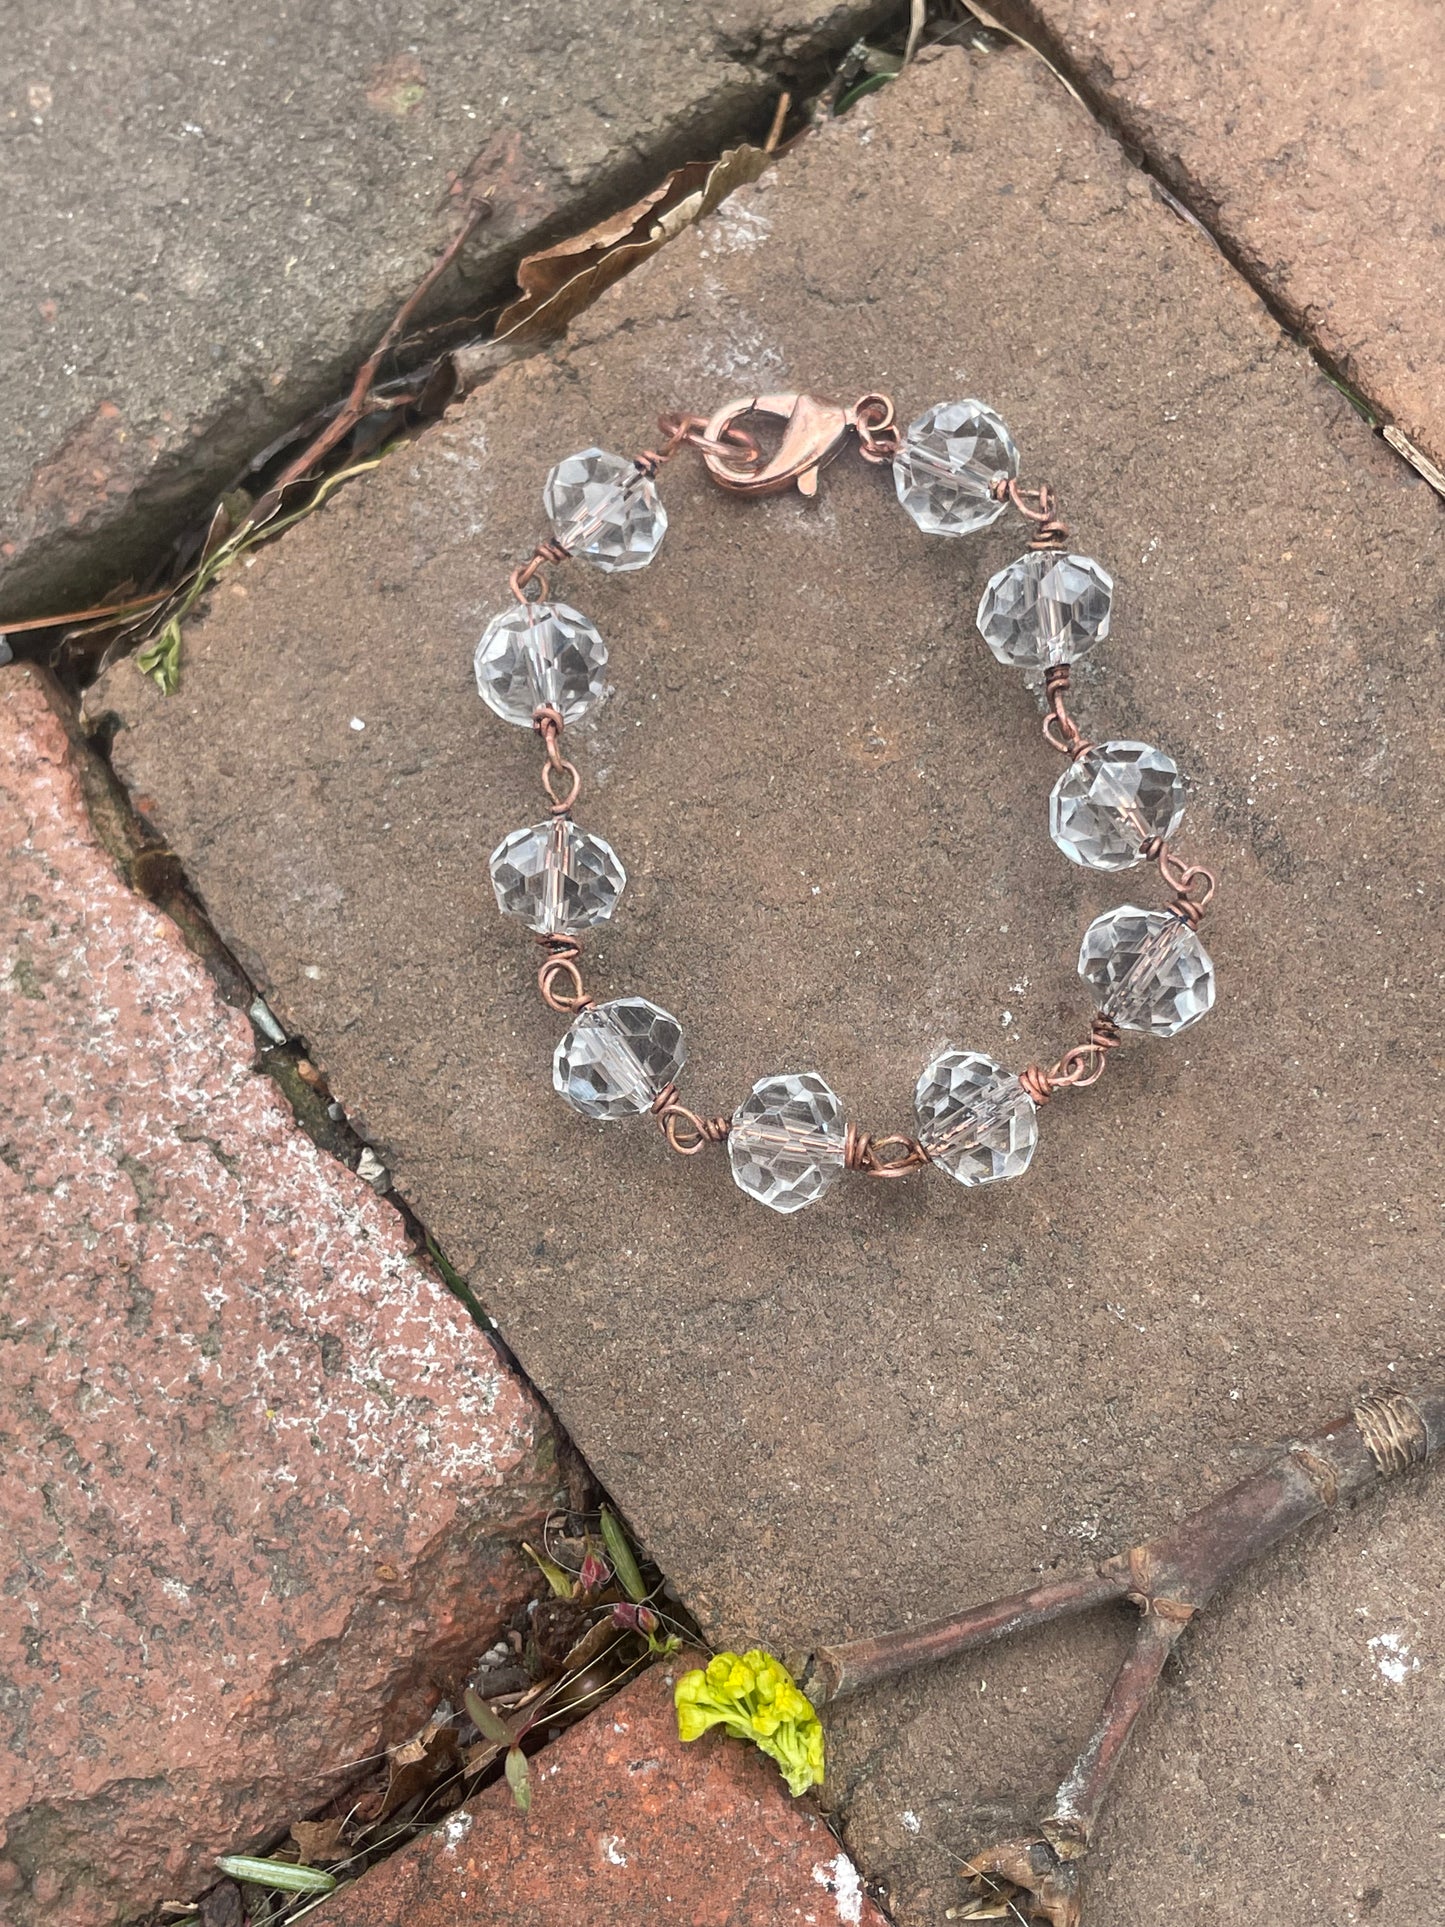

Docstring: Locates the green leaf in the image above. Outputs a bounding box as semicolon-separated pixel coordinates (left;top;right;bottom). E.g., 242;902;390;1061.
599;1508;647;1603
505;1745;532;1812
522;1540;576;1599
834;71;896;114
214;1856;336;1895
464;1687;517;1749
135;617;183;695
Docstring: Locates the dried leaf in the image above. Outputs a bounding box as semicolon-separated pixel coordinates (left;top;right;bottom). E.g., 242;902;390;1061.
290;1817;348;1865
504;1745;532;1813
374;1717;461;1823
456;143;771;384
599;1507;647;1604
464;1686;518;1749
561;1614;627;1673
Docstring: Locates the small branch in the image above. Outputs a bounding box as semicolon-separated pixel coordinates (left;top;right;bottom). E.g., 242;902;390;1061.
805;1389;1442;1926
262;200;491;506
807;1569;1124;1704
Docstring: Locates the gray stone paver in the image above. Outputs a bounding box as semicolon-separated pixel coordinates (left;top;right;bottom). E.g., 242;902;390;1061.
92;45;1445;1925
0;0;886;618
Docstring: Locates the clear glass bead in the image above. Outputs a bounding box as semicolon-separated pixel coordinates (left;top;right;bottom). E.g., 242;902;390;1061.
728;1071;847;1215
543;448;667;572
1078;905;1215;1037
977;551;1114;668
553;997;685;1120
892;401;1018;536
1051;742;1185;871
914;1049;1037;1186
473;601;608;727
489;818;625;934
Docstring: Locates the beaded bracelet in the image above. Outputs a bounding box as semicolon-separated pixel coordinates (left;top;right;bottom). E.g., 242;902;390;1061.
475;391;1218;1215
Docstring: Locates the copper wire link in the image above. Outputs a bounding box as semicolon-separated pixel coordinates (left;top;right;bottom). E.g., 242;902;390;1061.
532;705;581;814
1042;663;1095;759
1019;1013;1123;1104
535;934;594;1014
1140;838;1217;925
991;476;1070;549
510;538;571;605
843;1124;930;1178
651;1085;730;1155
854;394;902;465
656;410;763;472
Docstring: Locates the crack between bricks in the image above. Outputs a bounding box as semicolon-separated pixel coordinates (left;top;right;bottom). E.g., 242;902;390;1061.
963;0;1445;503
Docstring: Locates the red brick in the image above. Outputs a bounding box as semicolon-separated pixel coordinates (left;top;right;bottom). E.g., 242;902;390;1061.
321;1657;889;1927
0;667;562;1925
990;0;1445;472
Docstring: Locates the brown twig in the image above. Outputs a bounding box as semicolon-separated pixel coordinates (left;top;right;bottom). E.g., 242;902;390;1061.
259;199;491;510
804;1387;1442;1926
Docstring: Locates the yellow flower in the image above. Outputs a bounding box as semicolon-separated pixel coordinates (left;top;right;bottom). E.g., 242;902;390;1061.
674;1650;825;1795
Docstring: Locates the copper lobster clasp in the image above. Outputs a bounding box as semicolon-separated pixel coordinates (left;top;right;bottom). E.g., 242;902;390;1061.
698;392;894;497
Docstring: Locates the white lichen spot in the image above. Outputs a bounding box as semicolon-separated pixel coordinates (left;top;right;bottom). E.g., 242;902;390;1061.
901;1809;920;1835
812;1852;864;1925
706;202;773;254
601;1833;628;1866
442;1809;473;1851
1368;1631;1420;1684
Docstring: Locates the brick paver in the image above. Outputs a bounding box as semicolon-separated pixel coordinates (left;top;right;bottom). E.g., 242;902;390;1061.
321;1656;889;1927
0;666;563;1925
989;0;1445;472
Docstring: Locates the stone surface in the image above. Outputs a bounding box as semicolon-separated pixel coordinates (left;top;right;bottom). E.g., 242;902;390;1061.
322;1656;890;1927
988;0;1445;473
92;45;1445;1927
0;0;887;620
0;666;562;1925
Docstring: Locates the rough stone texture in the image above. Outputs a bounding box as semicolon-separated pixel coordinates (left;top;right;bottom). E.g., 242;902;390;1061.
988;0;1445;474
93;45;1445;1927
0;665;564;1926
0;0;887;619
324;1656;889;1927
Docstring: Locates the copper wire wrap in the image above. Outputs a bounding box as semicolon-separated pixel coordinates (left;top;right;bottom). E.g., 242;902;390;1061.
854;394;902;465
1042;663;1095;759
533;704;581;814
535;934;594;1014
1141;838;1217;926
510;538;571;605
651;1085;731;1155
1020;1013;1123;1104
844;1125;930;1178
992;476;1070;549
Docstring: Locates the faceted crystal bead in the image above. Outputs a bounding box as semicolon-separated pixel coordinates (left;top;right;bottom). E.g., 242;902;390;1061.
728;1071;847;1215
543;448;667;572
553;997;685;1120
977;551;1114;669
914;1049;1038;1186
892;401;1018;536
1078;905;1215;1038
474;601;608;727
489;818;625;934
1051;741;1185;871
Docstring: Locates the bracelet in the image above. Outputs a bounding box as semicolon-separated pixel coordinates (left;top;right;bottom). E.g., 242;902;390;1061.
475;390;1218;1215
